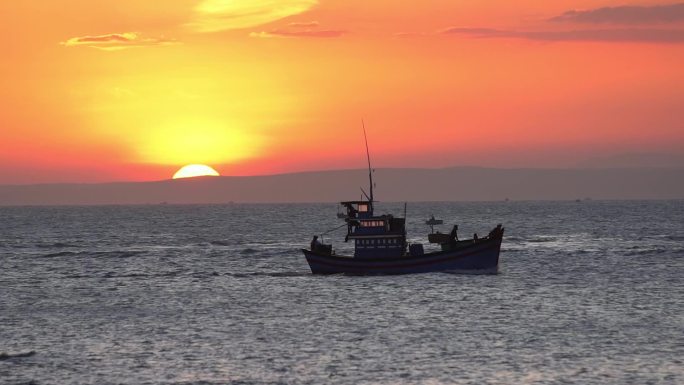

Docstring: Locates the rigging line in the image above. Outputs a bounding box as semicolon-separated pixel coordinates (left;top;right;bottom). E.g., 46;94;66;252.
362;119;373;203
320;223;348;236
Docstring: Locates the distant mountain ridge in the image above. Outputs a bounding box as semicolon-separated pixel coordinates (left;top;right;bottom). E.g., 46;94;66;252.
577;153;684;169
1;167;683;205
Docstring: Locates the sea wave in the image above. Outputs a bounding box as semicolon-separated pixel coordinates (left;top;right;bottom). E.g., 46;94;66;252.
526;237;558;243
624;247;669;256
35;242;81;248
40;250;145;259
40;251;78;258
210;240;231;246
101;271;179;279
225;271;310;278
62;270;309;279
63;272;167;279
0;351;35;361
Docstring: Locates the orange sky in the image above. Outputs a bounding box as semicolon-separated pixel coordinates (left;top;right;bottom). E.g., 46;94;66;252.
1;1;683;183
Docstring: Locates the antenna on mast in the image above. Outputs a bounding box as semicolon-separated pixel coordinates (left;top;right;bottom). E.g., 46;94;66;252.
362;119;374;203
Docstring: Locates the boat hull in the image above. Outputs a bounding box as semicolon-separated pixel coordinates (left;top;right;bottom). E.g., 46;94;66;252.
302;235;502;275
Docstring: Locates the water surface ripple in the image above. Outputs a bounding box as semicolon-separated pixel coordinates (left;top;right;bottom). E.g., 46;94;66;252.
1;201;682;384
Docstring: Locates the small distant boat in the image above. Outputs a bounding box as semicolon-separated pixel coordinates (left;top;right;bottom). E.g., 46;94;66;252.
425;215;443;234
425;215;443;226
336;207;348;219
302;123;504;275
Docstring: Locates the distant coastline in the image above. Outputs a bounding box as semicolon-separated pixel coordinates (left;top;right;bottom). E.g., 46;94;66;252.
1;166;683;206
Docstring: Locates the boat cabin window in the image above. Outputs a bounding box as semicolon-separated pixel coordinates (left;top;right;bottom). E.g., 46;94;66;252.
360;220;385;227
357;204;369;212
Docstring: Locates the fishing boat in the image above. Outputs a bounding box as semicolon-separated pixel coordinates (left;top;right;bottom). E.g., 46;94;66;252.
425;215;443;234
301;124;504;275
425;215;443;226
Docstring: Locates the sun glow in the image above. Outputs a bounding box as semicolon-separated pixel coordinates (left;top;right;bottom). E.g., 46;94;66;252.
172;164;220;179
1;1;683;185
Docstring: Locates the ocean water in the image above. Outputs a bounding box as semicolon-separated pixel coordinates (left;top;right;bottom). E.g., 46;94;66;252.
1;201;682;385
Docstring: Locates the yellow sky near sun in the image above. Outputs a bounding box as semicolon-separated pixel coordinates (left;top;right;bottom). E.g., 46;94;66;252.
1;0;683;182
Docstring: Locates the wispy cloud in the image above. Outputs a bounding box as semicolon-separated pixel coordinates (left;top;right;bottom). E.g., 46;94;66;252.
288;21;320;28
442;26;684;43
439;4;684;44
442;27;506;37
550;3;684;24
188;0;318;33
61;32;178;51
393;32;428;38
250;29;346;38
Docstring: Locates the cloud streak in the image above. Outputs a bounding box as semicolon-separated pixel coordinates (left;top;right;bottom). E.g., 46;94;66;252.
189;0;318;33
442;26;684;43
61;33;178;50
288;21;320;28
550;3;684;24
250;29;346;38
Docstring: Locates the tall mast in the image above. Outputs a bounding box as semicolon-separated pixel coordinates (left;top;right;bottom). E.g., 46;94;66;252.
362;119;374;203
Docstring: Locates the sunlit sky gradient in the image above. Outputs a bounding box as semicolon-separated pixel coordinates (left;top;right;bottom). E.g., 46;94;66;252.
1;1;683;183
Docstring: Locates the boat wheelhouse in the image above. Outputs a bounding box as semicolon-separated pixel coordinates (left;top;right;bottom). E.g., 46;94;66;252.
339;200;406;258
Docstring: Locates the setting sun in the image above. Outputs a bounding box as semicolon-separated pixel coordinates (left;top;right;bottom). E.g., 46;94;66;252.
172;164;220;179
